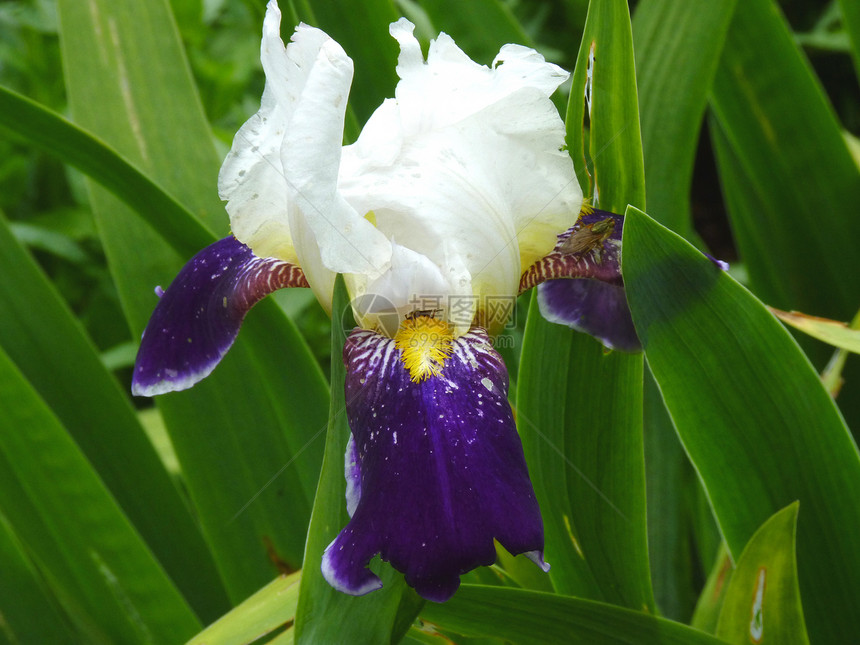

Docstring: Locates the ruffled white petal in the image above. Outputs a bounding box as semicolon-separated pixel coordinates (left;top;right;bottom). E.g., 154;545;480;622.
281;39;391;277
339;20;580;334
220;5;579;334
218;0;390;297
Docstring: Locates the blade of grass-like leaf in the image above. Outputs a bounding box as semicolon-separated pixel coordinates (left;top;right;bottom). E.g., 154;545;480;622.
186;571;300;645
0;512;76;643
769;307;860;353
708;117;860;426
0;85;213;258
420;585;726;644
642;370;703;622
294;276;423;644
631;4;736;614
716;503;808;644
519;0;653;610
0;213;229;622
709;0;860;320
632;0;736;240
418;0;532;65
838;0;860;83
691;544;732;634
631;1;739;615
0;346;201;643
565;0;645;212
58;0;330;601
622;206;860;644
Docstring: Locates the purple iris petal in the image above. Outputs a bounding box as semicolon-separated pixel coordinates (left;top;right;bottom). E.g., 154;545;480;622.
537;279;640;352
132;236;308;396
322;327;546;602
519;209;624;293
519;209;640;351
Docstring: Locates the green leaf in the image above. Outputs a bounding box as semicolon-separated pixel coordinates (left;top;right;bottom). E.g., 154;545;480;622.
0;85;213;258
622;206;860;644
0;212;228;622
186;572;301;645
642;369;704;622
838;0;860;84
632;0;737;238
295;276;423;643
630;3;738;616
565;0;645;212
770;307;860;353
517;310;652;610
691;544;733;634
716;503;808;645
709;0;860;320
0;345;201;643
0;512;76;643
516;0;653;610
58;0;330;601
420;585;726;644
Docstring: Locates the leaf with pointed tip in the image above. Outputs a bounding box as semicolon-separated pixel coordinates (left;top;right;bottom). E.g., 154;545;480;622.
421;585;726;645
57;0;330;601
623;206;860;644
769;308;860;354
515;0;654;611
186;572;301;645
716;503;809;645
0;346;200;643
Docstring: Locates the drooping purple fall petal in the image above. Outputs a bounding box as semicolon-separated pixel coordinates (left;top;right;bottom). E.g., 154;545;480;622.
519;209;640;351
322;327;546;602
538;279;640;352
132;236;308;396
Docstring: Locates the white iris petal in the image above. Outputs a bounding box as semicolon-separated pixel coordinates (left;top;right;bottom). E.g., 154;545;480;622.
219;1;581;334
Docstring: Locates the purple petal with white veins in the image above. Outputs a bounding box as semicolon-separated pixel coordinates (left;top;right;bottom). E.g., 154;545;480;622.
322;327;546;602
537;278;640;352
132;236;308;396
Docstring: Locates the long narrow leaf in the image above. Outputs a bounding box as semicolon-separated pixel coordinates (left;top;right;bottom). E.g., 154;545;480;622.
421;585;725;645
716;503;808;644
631;0;737;619
0;512;76;643
623;206;860;644
518;0;653;609
186;572;301;645
0;212;228;621
57;0;330;601
0;346;201;643
0;85;213;258
632;0;737;239
709;0;860;319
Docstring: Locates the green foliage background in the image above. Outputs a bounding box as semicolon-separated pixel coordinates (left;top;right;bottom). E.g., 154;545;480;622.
0;0;858;643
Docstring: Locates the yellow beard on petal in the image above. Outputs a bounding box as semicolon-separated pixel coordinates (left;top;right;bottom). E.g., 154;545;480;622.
394;316;454;382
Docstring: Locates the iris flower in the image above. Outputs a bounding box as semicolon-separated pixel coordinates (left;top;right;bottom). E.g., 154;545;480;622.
132;0;637;603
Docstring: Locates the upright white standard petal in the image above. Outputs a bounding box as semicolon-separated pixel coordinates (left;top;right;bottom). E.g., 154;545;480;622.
220;7;579;331
339;19;581;335
217;0;390;311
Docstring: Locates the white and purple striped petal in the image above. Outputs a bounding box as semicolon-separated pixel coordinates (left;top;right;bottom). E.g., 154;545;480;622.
132;236;308;396
322;327;546;602
519;209;641;351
